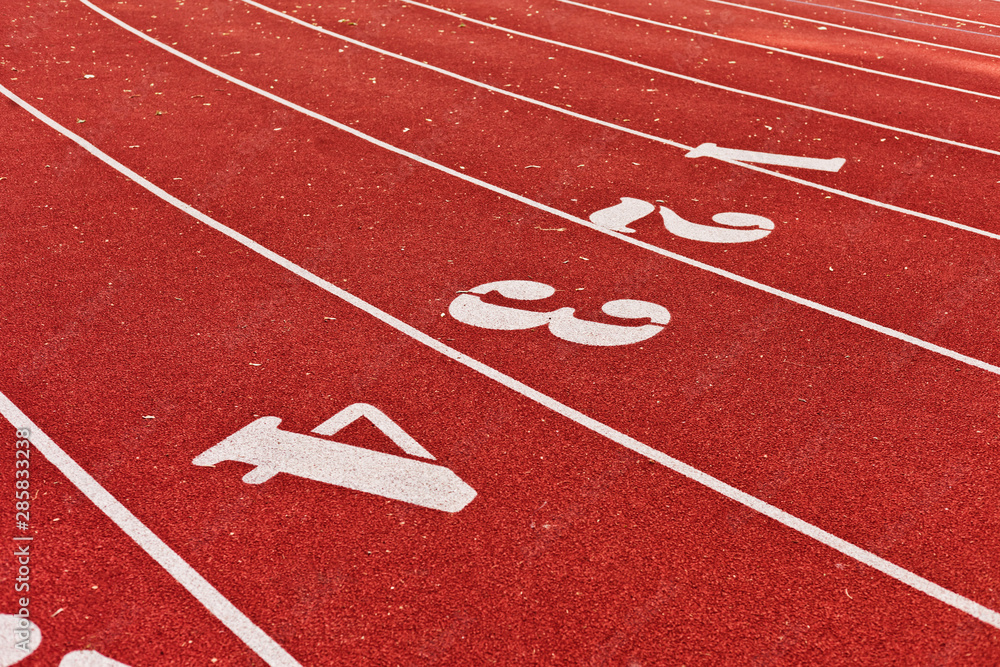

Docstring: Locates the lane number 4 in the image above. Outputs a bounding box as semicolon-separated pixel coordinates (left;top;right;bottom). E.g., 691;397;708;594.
193;404;477;513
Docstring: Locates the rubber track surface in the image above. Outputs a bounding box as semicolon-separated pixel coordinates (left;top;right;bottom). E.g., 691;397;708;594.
2;0;999;664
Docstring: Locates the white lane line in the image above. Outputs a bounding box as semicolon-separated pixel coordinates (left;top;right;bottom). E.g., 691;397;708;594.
400;0;1000;158
26;6;1000;372
845;0;1000;31
237;0;1000;241
558;0;1000;101
783;0;1000;37
0;395;302;667
5;86;999;634
705;0;1000;60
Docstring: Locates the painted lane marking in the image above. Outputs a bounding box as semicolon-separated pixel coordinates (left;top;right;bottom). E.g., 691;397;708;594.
448;280;671;346
312;402;431;456
660;207;774;243
401;0;1000;158
47;8;1000;364
844;0;1000;31
704;0;1000;61
225;0;1000;242
7;28;1000;373
588;197;655;234
0;402;301;666
5;92;1000;633
686;143;846;172
782;0;1000;37
193;407;477;513
558;0;1000;102
590;199;775;243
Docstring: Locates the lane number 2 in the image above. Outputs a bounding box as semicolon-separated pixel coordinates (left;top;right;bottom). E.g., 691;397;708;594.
590;197;774;243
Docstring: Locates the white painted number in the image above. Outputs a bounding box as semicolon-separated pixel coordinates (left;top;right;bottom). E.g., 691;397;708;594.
449;280;671;346
193;404;477;513
588;142;834;243
590;198;775;244
660;207;774;243
587;197;654;234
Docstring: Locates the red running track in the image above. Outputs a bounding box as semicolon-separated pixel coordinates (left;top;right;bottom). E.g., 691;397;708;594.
2;0;999;664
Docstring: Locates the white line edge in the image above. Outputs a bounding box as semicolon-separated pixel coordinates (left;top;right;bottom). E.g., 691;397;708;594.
399;0;1000;158
236;0;1000;242
0;394;302;667
558;0;1000;102
846;0;1000;31
706;0;1000;60
56;1;1000;374
3;84;1000;633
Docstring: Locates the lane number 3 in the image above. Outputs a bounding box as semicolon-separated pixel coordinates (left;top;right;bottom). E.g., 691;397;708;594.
448;280;671;347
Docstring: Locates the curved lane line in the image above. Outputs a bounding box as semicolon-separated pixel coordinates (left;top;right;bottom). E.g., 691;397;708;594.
4;85;999;632
706;0;1000;60
60;1;1000;373
781;0;1000;37
0;394;303;667
400;0;1000;158
845;0;1000;31
235;0;1000;242
559;0;1000;101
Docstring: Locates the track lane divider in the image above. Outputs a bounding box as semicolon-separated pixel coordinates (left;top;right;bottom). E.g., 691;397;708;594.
4;85;1000;632
779;0;1000;37
559;0;1000;101
705;0;1000;60
400;0;1000;158
844;0;1000;31
237;0;1000;241
55;2;1000;368
0;394;303;667
26;4;1000;372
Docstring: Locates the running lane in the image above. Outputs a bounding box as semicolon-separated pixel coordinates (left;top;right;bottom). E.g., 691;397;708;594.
5;0;1000;570
39;0;1000;362
165;0;1000;237
5;99;1000;664
557;0;1000;96
720;0;1000;44
4;78;1000;666
407;0;1000;152
0;423;264;665
4;0;1000;664
808;0;1000;31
